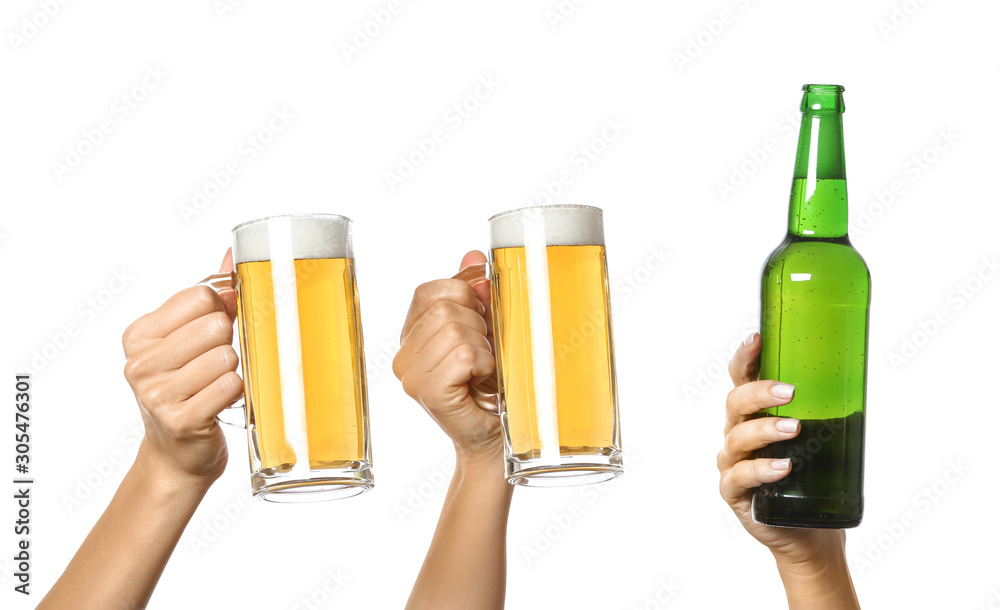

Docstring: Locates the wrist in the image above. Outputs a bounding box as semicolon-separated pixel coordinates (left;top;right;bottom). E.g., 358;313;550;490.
771;531;846;578
773;537;858;609
133;441;218;498
454;436;504;470
453;448;511;493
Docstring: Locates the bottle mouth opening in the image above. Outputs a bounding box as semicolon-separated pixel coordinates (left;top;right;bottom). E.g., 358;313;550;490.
803;84;845;93
801;84;845;113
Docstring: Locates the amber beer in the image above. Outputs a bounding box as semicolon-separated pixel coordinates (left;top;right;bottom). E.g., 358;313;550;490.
222;214;373;501
488;205;622;486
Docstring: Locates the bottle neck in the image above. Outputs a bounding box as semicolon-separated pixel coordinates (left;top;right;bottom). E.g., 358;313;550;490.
788;104;848;239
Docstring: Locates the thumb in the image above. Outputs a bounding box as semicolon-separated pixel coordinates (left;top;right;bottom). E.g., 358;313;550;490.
459;250;491;310
217;248;238;320
219;247;235;273
729;332;761;388
457;251;495;390
459;250;487;269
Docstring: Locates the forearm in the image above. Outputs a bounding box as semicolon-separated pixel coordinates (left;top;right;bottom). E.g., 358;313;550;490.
776;545;860;610
39;444;211;610
406;453;514;610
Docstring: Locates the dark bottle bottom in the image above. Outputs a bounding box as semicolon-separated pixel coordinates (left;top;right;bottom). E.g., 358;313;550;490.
752;413;864;529
752;492;862;529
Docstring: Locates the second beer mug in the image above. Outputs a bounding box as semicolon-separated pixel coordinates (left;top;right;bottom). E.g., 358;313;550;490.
465;205;624;486
202;214;374;502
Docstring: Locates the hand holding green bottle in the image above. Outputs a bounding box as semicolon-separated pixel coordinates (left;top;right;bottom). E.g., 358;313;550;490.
719;333;860;610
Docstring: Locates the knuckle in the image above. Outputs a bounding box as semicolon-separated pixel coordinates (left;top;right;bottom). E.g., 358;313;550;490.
160;408;190;436
718;470;730;499
122;358;138;384
191;285;222;313
453;343;477;367
400;372;419;399
219;345;239;370
755;417;772;438
219;371;243;395
441;321;465;345
440;279;466;299
412;281;438;306
724;388;739;414
391;353;404;381
121;320;141;351
722;429;736;457
754;381;774;403
207;311;234;343
752;458;769;480
123;353;148;385
143;383;172;411
427;299;454;323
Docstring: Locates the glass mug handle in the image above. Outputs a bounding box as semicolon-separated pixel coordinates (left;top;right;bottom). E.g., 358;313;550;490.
197;271;247;429
452;263;500;416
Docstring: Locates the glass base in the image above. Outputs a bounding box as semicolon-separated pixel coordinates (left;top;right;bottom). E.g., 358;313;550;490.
252;466;374;503
751;492;862;529
506;453;623;487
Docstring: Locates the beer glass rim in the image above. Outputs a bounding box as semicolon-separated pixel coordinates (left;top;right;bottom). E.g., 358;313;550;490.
487;204;603;224
231;213;353;235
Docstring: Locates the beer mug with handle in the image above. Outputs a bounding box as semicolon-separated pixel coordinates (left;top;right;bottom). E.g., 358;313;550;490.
200;214;374;501
459;205;623;486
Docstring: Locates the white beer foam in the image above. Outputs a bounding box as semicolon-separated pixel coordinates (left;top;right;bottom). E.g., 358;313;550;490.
489;206;605;249
232;215;352;263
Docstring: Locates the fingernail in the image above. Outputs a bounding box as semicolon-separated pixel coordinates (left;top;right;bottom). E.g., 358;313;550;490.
771;459;791;471
775;418;799;433
743;333;756;347
771;383;795;399
476;299;486;315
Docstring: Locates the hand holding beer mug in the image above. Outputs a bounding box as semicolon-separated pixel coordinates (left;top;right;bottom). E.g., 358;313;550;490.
202;214;374;501
466;205;624;486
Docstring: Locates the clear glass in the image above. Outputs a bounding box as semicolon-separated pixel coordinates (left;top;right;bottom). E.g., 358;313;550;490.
231;213;373;502
487;205;623;486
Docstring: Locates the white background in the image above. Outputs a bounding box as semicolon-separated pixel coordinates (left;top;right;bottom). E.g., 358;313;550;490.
1;1;998;608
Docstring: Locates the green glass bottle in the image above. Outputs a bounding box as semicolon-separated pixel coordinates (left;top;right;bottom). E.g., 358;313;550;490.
752;84;870;529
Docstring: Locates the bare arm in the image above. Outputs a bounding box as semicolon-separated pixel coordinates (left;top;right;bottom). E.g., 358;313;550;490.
776;533;859;610
40;252;241;609
394;250;513;610
38;447;213;609
407;453;513;610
